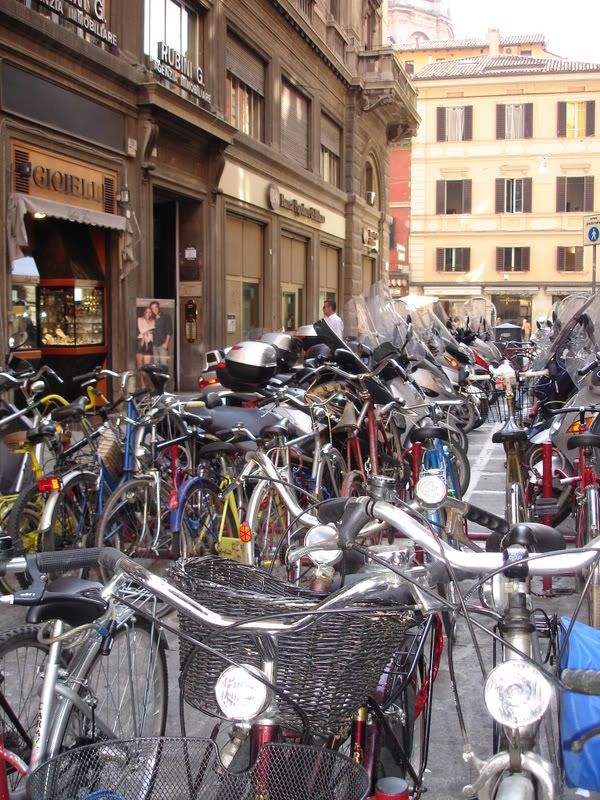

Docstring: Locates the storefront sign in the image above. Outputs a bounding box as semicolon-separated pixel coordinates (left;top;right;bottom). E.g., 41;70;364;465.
149;43;212;104
11;141;117;214
30;0;118;48
267;184;325;223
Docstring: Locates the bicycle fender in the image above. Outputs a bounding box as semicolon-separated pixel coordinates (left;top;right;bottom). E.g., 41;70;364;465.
38;469;98;535
170;474;204;531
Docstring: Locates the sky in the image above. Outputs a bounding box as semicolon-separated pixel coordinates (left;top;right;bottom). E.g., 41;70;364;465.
448;0;599;64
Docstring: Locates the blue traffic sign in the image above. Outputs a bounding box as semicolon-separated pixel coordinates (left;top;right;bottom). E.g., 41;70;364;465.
589;227;600;242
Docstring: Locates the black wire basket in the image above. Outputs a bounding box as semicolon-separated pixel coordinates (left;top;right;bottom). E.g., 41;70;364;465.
27;737;370;800
173;557;422;738
487;375;553;426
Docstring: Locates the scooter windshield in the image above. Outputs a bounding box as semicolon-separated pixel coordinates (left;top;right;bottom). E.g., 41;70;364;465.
364;281;409;349
343;293;380;349
546;293;600;384
462;296;497;335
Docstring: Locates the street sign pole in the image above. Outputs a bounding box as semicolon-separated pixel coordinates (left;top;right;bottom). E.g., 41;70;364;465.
594;244;597;295
583;215;600;295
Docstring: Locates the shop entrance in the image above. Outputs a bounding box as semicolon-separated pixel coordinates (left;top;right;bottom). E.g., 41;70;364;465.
225;215;264;345
281;233;307;332
152;189;203;391
491;294;532;326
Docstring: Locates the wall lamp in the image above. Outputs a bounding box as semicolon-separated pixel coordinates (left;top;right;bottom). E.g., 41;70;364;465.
116;188;130;205
15;161;32;177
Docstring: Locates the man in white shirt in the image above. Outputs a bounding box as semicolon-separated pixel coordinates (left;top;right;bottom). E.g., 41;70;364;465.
323;299;344;338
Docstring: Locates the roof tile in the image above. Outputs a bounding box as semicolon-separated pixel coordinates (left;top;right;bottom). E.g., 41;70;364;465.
395;34;545;51
413;54;600;80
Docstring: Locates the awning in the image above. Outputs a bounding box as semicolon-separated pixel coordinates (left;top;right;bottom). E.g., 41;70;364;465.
7;193;130;263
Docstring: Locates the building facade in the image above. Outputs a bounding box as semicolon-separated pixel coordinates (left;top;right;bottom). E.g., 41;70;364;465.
409;56;600;323
1;0;418;391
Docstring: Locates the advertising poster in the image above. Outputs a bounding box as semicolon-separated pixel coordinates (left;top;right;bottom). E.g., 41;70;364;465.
135;298;175;384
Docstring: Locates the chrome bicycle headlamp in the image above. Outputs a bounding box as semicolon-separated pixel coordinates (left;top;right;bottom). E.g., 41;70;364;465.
484;660;551;728
415;474;447;509
304;523;341;567
215;665;270;720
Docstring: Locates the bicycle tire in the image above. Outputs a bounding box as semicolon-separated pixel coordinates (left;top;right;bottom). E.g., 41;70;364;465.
178;477;239;558
95;476;186;580
5;483;46;590
417;441;470;498
49;615;168;756
245;478;291;567
0;624;65;796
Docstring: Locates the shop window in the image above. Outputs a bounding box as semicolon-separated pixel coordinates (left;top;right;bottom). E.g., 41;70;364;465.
496;247;530;272
437;106;473;142
320;114;342;188
436;248;470;273
491;295;531;326
496;103;533;139
436;180;471;214
226;33;265;141
144;0;201;64
558;101;595;137
557;246;584;272
556;176;594;212
281;79;310;169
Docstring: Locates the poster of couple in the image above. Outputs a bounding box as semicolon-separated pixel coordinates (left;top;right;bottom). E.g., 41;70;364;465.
135;298;175;380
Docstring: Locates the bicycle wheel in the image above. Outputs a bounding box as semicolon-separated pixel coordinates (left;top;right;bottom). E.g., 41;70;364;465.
96;476;186;580
51;615;168;754
4;485;46;590
0;624;63;795
178;478;239;558
417;441;470;498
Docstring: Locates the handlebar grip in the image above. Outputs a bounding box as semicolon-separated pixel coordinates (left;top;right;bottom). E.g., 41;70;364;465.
337;497;374;548
464;503;510;535
72;368;101;384
562;668;600;695
33;547;106;574
184;400;206;408
578;360;598;377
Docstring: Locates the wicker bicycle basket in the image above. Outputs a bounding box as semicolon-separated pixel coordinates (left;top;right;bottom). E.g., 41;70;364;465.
97;427;123;482
173;557;422;738
27;737;370;800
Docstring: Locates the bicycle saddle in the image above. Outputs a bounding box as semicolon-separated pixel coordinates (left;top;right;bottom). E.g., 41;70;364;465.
491;416;528;444
566;432;600;450
409;425;449;444
485;522;566;554
51;395;87;423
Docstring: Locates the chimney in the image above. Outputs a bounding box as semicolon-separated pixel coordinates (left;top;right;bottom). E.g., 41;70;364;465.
487;28;500;56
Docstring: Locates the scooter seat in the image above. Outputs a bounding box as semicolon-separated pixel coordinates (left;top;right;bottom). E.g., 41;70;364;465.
409;426;449;444
566;433;600;451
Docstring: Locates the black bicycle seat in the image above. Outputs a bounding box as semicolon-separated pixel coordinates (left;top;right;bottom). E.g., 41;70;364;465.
566;433;600;450
492;416;528;444
51;396;87;423
409;426;449;444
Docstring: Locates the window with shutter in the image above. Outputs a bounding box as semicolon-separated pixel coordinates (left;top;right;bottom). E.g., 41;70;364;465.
556;176;567;212
438;248;469;272
500;247;530;272
564;102;589;138
226;33;265;141
463;106;473;140
559;176;591;212
437;107;446;142
320;113;341;187
557;246;584;272
496;105;505;140
587;100;596;136
495;178;504;213
282;79;309;169
13;148;31;194
523;178;532;213
557;102;567;137
524;104;533;138
584;176;594;211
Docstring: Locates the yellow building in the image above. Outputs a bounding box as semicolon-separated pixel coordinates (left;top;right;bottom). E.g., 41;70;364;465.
409;54;600;323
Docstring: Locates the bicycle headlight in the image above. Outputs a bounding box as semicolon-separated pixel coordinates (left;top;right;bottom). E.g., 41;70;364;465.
305;523;341;566
215;665;270;720
484;660;551;728
415;474;447;509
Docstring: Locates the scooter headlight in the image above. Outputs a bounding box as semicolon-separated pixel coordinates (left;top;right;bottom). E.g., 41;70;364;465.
215;665;270;720
484;661;551;728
